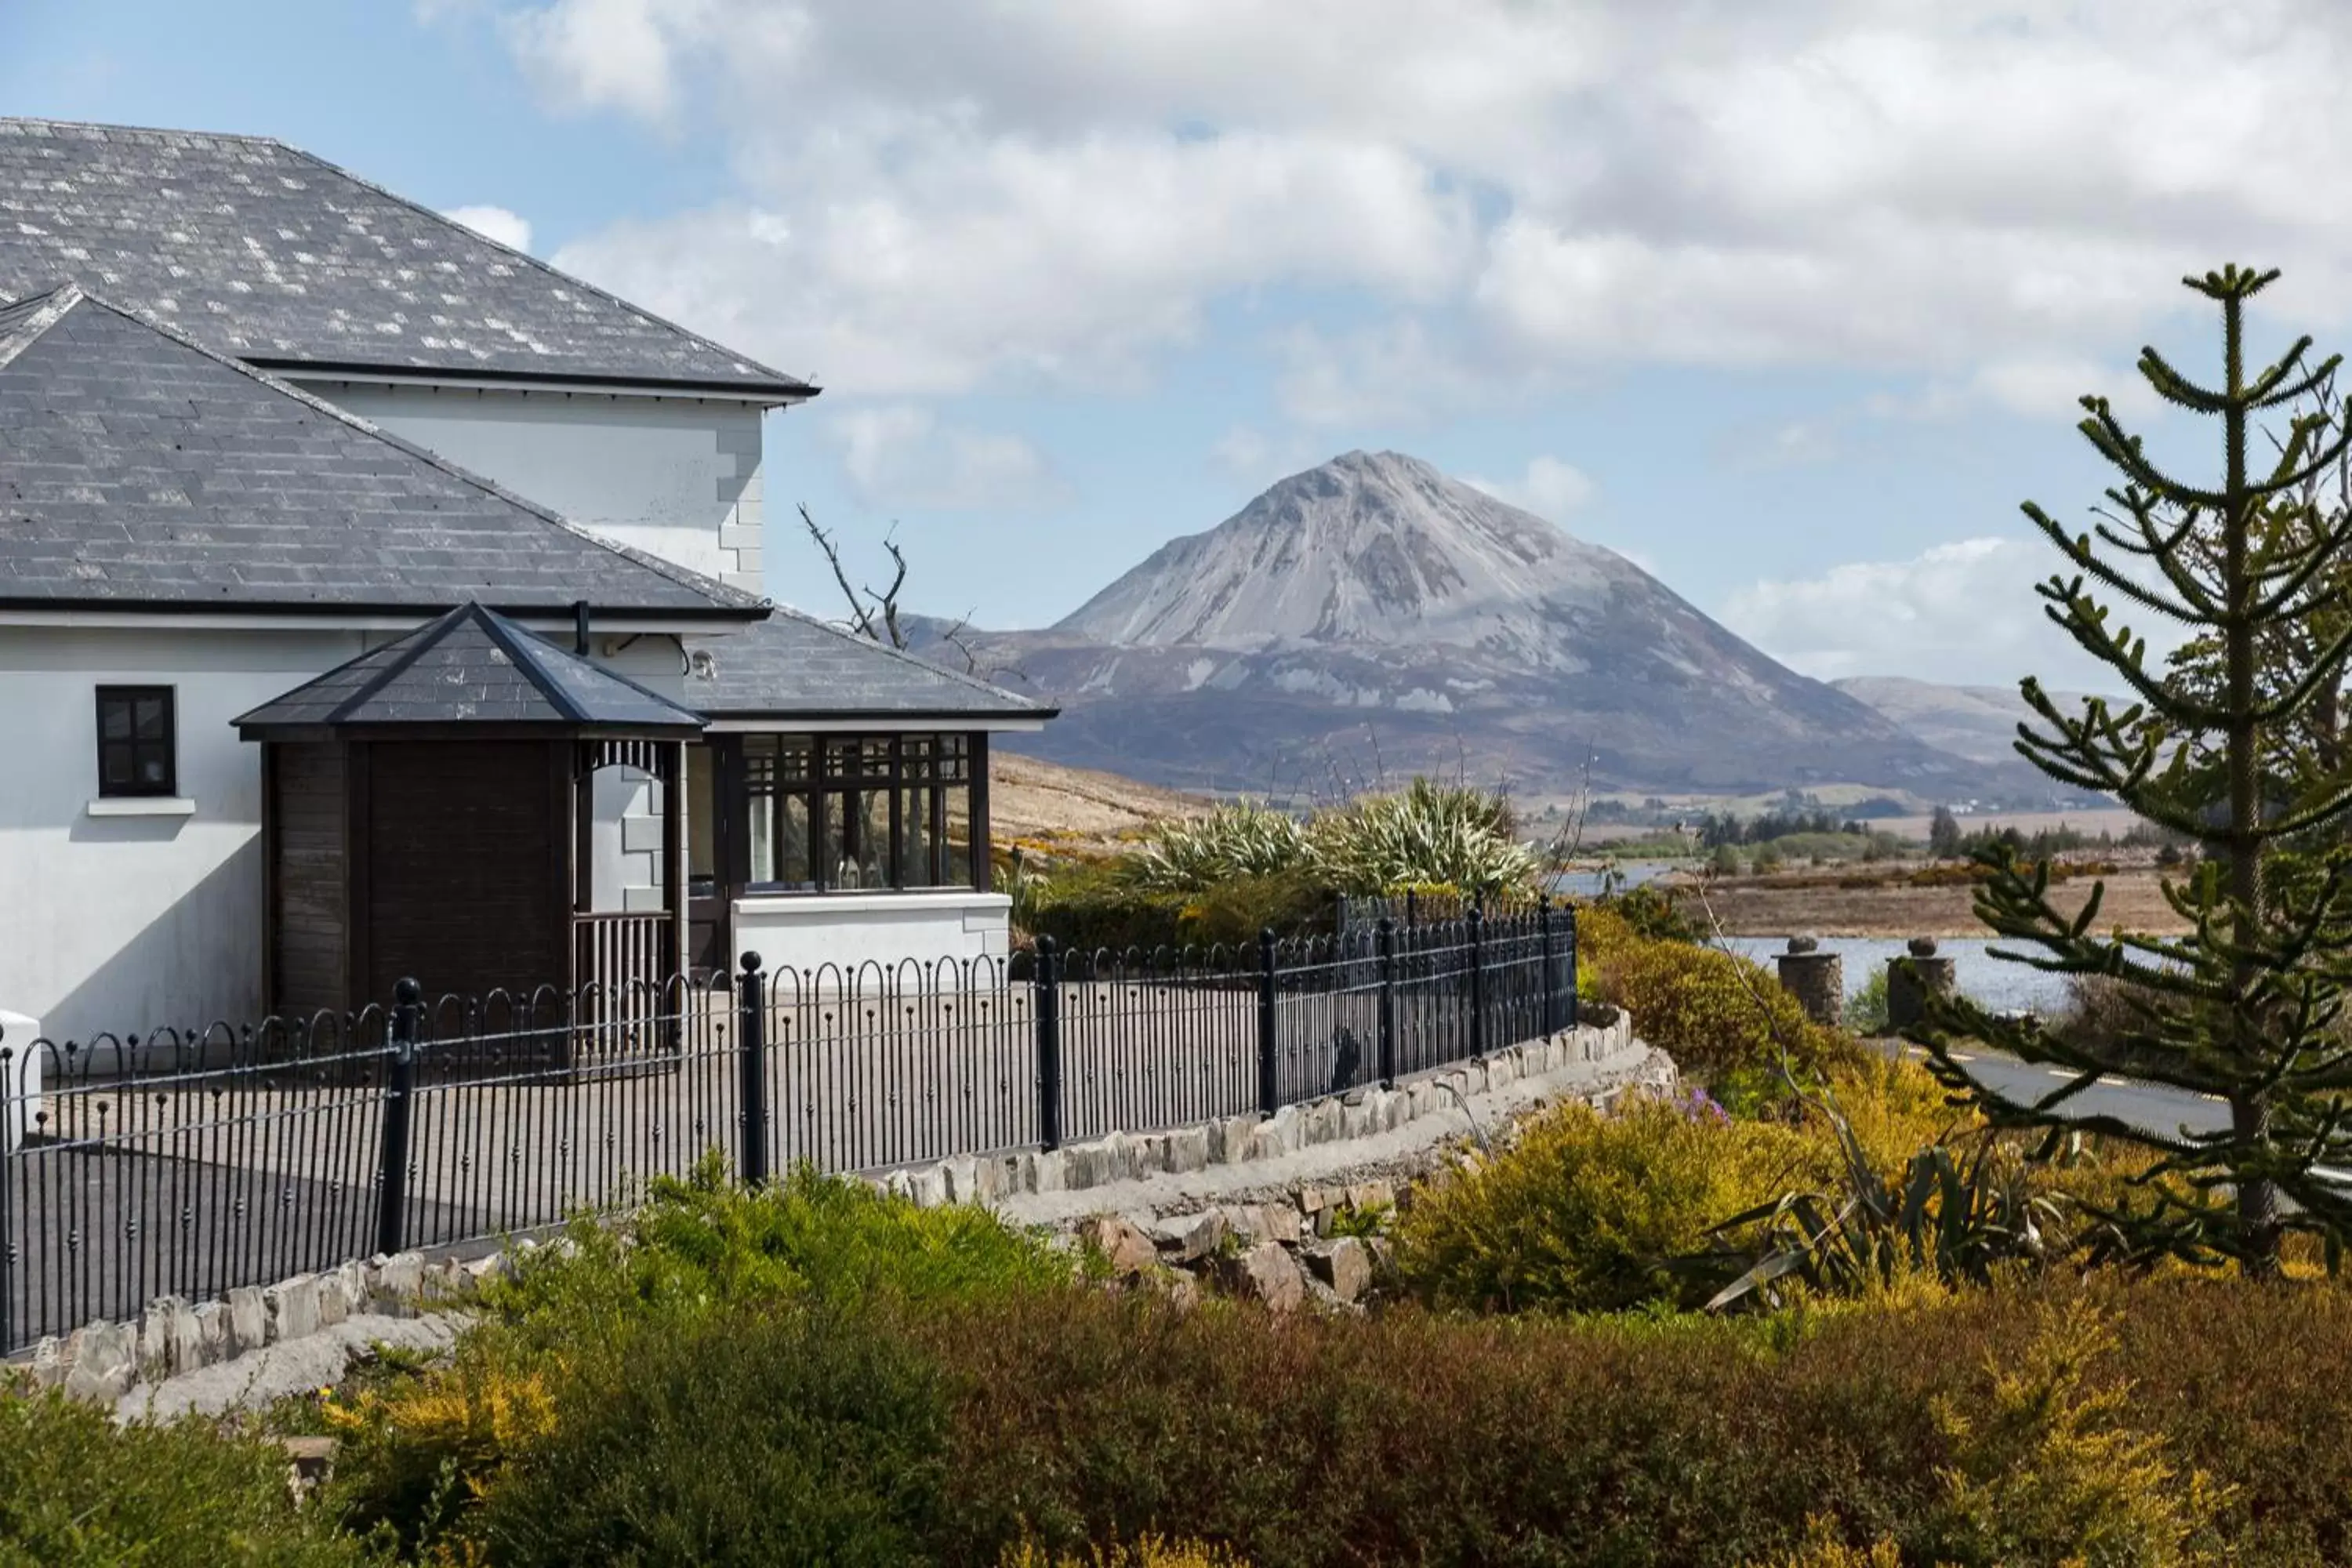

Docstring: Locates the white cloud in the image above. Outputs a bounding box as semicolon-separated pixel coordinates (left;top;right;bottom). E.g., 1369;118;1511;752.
499;0;709;122
473;0;2352;411
1720;535;2187;687
441;204;535;253
824;405;1070;511
1463;456;1597;521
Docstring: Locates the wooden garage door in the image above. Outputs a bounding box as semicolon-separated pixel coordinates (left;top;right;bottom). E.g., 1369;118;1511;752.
365;742;564;1006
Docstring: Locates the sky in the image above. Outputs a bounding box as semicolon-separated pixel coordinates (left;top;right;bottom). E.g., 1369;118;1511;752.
9;0;2352;690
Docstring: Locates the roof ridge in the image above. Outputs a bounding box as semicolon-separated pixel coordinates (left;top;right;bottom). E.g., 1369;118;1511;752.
47;287;769;618
325;603;465;724
767;602;1044;707
0;281;82;373
474;603;590;724
260;136;818;397
502;614;714;720
0;116;292;150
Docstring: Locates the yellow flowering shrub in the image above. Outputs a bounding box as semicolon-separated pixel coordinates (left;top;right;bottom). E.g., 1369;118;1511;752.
1390;1093;1820;1312
321;1359;557;1555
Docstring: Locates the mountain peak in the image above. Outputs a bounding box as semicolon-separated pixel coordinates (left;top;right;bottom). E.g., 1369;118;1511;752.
1054;448;1613;652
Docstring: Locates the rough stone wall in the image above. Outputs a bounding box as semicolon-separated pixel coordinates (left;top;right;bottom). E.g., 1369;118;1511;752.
20;1011;1669;1407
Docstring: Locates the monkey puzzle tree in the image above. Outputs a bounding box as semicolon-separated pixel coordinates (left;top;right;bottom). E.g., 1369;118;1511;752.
1913;265;2352;1274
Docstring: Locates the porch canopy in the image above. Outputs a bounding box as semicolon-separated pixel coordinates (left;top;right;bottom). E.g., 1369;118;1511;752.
235;601;706;1018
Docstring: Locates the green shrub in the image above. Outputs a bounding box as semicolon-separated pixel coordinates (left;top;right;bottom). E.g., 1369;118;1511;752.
1389;1094;1820;1312
1172;869;1334;950
1847;968;1891;1036
1594;933;1863;1083
485;1155;1067;1351
462;1303;950;1568
0;1389;377;1566
1018;858;1198;954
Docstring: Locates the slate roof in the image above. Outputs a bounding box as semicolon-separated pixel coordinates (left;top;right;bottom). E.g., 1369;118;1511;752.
237;601;706;735
0;283;769;618
0;118;815;398
685;607;1054;721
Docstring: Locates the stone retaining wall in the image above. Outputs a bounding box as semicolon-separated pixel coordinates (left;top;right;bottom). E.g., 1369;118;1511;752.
874;1010;1643;1210
19;1011;1653;1406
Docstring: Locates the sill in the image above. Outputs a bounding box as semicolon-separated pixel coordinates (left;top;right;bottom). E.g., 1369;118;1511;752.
86;797;195;818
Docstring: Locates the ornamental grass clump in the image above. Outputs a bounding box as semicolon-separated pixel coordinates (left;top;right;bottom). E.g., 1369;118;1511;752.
1128;801;1309;891
1308;779;1538;896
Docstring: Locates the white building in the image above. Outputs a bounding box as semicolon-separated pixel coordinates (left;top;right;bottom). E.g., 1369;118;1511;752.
0;118;1051;1047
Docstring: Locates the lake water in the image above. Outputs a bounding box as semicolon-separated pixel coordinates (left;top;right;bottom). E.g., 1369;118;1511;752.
1551;862;1680;898
1719;936;2074;1017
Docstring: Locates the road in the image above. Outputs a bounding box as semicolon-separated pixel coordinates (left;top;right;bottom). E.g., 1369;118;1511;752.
1921;1045;2230;1140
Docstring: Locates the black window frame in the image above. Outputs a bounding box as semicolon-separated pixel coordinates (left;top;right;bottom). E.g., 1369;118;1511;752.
713;731;982;895
95;685;179;799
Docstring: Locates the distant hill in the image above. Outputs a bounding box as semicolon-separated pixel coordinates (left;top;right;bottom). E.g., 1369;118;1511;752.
1831;676;2109;769
915;451;2034;800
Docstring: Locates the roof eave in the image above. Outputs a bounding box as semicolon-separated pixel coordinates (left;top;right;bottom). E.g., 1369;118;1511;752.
253;358;822;405
0;597;769;624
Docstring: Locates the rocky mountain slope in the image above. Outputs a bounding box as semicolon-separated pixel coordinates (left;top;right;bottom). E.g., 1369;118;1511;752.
925;452;2033;798
1831;676;2107;768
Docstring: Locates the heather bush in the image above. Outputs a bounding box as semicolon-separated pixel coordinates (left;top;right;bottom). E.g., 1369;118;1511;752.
926;1278;2352;1568
0;1388;379;1567
1001;1537;1253;1568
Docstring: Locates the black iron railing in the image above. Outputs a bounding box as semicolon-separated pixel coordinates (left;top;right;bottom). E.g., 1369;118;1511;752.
0;905;1575;1352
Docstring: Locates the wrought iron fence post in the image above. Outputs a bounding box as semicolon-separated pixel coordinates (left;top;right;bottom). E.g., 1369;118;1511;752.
0;1032;16;1356
1467;902;1486;1060
1035;937;1063;1152
736;952;768;1187
1376;916;1398;1089
1566;906;1580;1029
375;978;420;1258
1539;898;1561;1037
1257;927;1280;1116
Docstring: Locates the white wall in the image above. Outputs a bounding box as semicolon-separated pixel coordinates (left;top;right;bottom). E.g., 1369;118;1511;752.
0;626;695;1047
733;891;1012;981
0;626;369;1043
303;383;766;597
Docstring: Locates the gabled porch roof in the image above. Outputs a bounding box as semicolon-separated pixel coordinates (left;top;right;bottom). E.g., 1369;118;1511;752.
234;601;706;740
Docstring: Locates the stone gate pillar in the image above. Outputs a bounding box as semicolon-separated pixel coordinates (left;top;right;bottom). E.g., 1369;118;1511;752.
1775;935;1844;1029
1886;936;1958;1031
